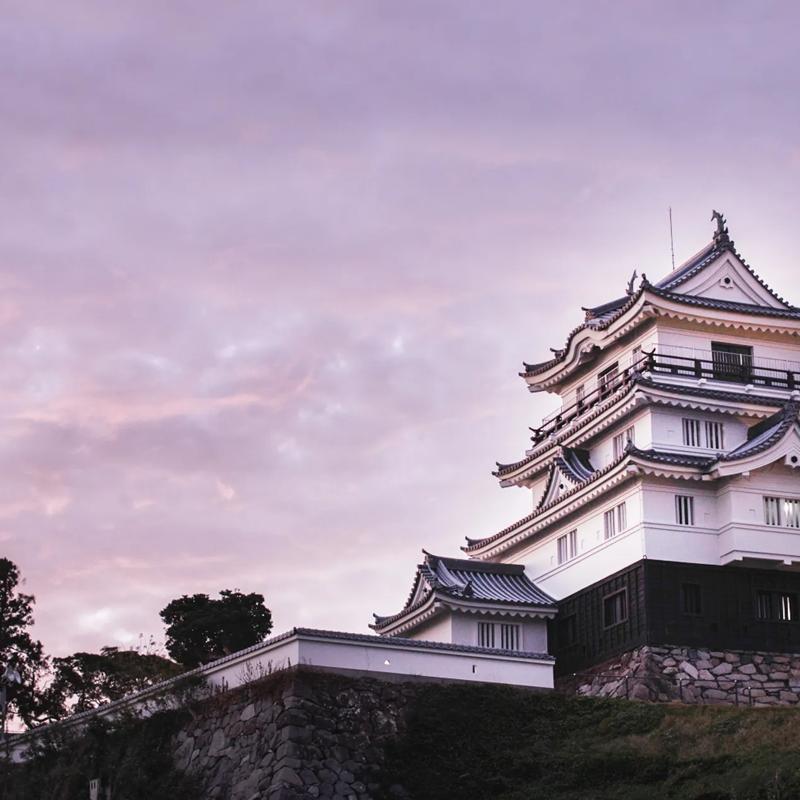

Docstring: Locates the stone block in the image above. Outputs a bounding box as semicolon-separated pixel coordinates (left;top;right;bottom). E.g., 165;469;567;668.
696;660;713;670
679;661;699;679
698;669;714;681
739;663;757;675
240;704;256;722
711;662;733;676
703;689;728;700
779;691;799;702
662;657;677;667
769;672;790;681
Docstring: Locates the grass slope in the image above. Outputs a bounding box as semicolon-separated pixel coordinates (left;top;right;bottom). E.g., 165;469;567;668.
378;684;800;800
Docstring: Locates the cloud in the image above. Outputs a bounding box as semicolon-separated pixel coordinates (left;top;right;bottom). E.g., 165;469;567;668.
1;1;799;657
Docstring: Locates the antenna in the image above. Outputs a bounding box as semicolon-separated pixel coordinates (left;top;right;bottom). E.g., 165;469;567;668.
669;207;676;270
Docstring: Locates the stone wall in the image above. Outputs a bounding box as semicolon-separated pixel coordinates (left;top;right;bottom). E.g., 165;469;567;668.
568;644;800;706
173;668;414;800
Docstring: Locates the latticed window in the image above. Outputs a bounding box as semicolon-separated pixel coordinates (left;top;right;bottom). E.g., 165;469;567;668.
500;623;521;650
613;427;634;459
603;589;628;627
604;502;627;539
785;499;800;529
704;421;724;450
682;418;702;447
478;622;495;648
779;593;797;622
558;530;578;564
757;591;772;620
675;495;694;526
764;496;781;526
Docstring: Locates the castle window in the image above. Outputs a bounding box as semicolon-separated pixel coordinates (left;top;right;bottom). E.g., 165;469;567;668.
603;502;627;539
779;593;797;622
704;421;724;450
681;583;702;615
675;495;695;526
757;591;772;620
764;496;800;527
557;529;578;564
756;591;798;622
603;589;628;627
765;496;781;526
613;427;635;459
711;342;752;382
597;363;619;398
500;623;521;650
785;499;800;528
478;622;495;648
682;418;702;447
575;384;585;408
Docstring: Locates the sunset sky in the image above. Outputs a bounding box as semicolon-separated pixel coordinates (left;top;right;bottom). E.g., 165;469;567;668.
4;1;800;658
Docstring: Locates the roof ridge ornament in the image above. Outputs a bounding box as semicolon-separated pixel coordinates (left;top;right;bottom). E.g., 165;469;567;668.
626;269;638;296
711;209;732;248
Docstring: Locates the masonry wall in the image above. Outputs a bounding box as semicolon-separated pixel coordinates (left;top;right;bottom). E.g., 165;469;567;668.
569;644;800;707
172;668;414;799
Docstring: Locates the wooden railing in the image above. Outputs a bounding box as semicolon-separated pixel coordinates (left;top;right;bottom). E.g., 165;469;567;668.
530;350;799;444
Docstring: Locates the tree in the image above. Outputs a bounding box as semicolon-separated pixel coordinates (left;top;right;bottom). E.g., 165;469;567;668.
159;590;272;668
39;646;183;720
0;557;47;726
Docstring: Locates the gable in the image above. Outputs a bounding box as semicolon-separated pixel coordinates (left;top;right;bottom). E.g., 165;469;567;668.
668;251;790;309
538;462;581;508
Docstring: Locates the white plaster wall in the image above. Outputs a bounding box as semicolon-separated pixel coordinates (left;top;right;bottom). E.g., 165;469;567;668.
405;614;452;644
588;409;651;469
507;483;644;599
649;406;748;454
449;610;548;653
655;325;800;367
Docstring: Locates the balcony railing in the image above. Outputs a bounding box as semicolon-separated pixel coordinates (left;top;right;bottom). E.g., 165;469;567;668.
530;347;800;445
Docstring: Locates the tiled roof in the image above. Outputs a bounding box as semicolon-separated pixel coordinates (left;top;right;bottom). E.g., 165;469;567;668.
466;455;628;553
371;553;555;629
629;402;800;469
720;402;800;461
493;377;786;482
520;225;797;379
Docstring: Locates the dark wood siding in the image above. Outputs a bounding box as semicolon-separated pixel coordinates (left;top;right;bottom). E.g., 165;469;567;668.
552;562;647;675
553;559;800;675
644;560;800;652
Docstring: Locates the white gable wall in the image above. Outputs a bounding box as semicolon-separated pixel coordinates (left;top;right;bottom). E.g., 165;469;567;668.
669;252;788;308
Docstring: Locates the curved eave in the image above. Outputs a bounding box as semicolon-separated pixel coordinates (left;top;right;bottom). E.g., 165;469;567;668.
522;289;800;393
496;379;785;489
465;456;637;559
371;592;557;638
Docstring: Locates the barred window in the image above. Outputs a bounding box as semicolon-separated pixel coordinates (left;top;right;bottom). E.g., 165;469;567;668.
616;502;627;532
764;496;781;526
682;418;702;447
557;529;578;564
613;427;635;459
704;421;724;450
779;593;798;622
785;499;800;529
500;623;521;650
478;622;495;648
675;495;694;526
757;591;772;620
603;589;628;627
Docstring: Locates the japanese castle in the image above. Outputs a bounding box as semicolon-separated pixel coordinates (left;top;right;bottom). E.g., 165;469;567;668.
374;212;800;676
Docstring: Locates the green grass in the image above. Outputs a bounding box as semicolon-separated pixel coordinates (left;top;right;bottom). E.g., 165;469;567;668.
377;685;800;800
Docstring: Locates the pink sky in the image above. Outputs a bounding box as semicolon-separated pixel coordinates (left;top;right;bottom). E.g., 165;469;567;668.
3;1;800;657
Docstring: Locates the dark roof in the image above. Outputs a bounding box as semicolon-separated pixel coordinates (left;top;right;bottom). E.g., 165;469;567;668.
467;454;628;553
521;224;797;379
493;377;786;481
629;402;800;469
557;448;594;481
720;402;800;461
372;553;555;629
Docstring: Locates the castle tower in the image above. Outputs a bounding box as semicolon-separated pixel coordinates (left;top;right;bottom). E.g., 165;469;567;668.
465;212;800;673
